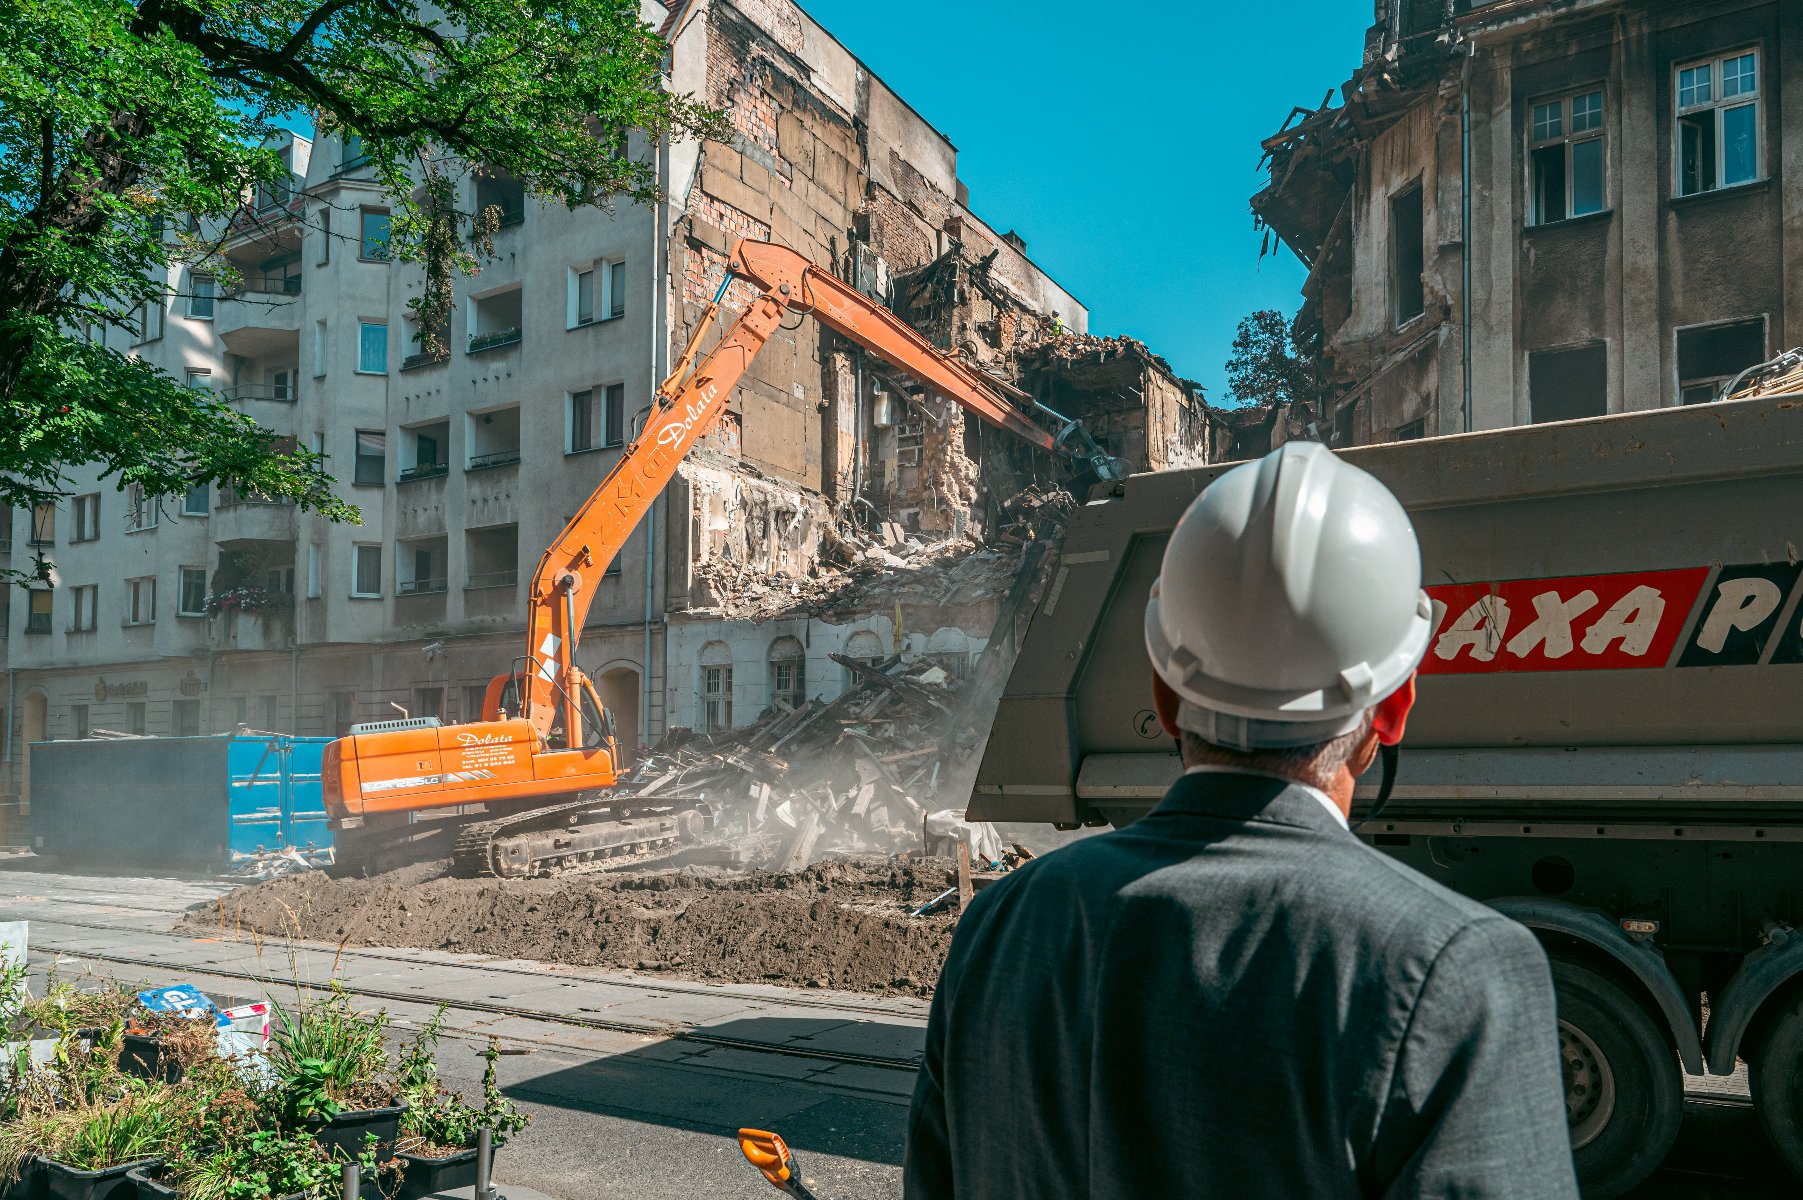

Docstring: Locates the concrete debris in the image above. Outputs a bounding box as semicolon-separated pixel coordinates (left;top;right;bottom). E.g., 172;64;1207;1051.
690;485;1073;624
615;652;1001;866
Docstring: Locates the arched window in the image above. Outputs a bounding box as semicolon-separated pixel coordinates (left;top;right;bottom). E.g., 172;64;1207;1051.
767;636;806;712
841;629;886;689
925;628;972;683
699;641;733;732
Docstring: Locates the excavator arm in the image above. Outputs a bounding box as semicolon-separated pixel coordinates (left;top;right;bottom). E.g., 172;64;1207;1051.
520;239;1117;742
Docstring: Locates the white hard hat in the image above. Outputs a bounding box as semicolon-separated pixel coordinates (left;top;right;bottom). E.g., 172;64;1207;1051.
1144;440;1433;751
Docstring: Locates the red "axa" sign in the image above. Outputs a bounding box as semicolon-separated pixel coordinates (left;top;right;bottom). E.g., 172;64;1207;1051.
1420;562;1803;674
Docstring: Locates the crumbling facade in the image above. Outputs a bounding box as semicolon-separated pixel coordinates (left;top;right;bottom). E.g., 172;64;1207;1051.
1252;0;1803;445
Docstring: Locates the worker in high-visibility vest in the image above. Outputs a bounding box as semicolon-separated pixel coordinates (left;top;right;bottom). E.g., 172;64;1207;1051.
905;442;1576;1198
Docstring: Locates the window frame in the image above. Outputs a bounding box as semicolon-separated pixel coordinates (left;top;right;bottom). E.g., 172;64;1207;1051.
69;584;98;633
124;482;159;532
356;321;388;374
701;664;734;732
1388;182;1426;329
187;273;216;320
313;319;328;377
352;430;386;487
71;493;100;543
351;543;384;598
125;576;156;626
177;567;208;617
358;206;392;261
1675;314;1767;406
1675;48;1763;198
1527;86;1608;226
181;483;210;517
567;383;627;454
132;297;165;345
25;589;53;635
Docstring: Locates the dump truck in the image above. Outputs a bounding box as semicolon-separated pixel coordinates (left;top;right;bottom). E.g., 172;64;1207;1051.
970;391;1803;1197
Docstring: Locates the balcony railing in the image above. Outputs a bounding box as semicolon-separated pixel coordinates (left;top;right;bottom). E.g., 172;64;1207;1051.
397;577;448;596
222;383;296;404
225;274;302;298
400;348;449;371
215;489;293;509
397;462;449;483
468;449;521;470
467;327;522;354
465;569;519;590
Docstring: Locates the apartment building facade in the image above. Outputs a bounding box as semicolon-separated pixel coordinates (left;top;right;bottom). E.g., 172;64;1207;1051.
1;0;1188;804
1251;0;1803;444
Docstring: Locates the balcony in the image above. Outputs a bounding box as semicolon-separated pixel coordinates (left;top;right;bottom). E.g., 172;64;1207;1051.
397;577;448;596
211;494;296;548
397;462;449;483
467;327;521;355
217;281;301;357
467;450;520;470
222;382;296;405
465;569;518;590
226;274;302;299
400;348;449;372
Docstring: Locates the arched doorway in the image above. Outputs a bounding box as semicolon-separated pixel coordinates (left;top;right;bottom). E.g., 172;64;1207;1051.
595;666;641;766
20;692;47;811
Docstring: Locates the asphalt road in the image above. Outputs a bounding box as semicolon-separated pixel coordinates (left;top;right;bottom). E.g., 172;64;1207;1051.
1;856;1796;1199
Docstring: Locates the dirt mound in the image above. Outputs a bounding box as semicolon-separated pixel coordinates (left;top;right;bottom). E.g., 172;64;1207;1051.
185;855;961;996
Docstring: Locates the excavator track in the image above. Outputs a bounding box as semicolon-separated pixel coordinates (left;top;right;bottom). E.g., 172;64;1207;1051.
450;796;708;879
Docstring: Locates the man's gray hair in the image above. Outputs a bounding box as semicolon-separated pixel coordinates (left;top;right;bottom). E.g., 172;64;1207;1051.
1182;712;1375;794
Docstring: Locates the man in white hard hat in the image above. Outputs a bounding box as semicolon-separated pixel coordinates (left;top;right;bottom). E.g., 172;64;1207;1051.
905;442;1576;1198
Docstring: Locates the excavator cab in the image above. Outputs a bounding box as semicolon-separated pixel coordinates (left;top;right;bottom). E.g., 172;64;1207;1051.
482;672;616;753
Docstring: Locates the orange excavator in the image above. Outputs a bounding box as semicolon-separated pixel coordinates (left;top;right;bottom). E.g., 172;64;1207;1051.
322;238;1121;877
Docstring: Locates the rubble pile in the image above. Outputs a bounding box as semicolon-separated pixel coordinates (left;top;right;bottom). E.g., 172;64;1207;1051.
619;652;991;869
690;486;1071;623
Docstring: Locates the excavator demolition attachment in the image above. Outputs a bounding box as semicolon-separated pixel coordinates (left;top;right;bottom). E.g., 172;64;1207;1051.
322;239;1121;879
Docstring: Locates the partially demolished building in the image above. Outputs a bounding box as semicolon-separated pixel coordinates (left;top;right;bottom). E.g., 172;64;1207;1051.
1252;0;1802;446
0;0;1222;804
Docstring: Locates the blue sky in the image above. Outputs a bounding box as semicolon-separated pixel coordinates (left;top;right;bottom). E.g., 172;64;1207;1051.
795;0;1371;402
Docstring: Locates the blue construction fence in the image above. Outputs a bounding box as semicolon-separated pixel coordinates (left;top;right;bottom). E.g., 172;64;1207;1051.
29;734;333;870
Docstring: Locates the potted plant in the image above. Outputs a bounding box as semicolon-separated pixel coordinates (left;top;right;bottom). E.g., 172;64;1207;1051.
0;1091;170;1200
116;1014;217;1088
391;1013;528;1200
128;1128;342;1200
264;988;403;1162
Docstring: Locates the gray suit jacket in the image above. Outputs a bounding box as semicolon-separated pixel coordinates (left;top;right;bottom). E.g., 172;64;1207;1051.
905;771;1577;1199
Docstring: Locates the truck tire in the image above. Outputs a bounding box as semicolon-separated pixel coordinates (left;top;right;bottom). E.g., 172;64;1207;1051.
1748;991;1803;1181
1550;958;1682;1198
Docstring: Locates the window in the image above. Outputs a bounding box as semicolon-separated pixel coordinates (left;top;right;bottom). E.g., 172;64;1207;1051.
357;322;388;373
178;567;207;616
768;637;805;711
71;493;100;543
266;565;294;595
413;688;445;722
1677;50;1761;197
26;589;52;634
702;666;733;731
188;274;216;320
185;368;212;393
1529;342;1608;424
463;685;490;722
353;430;386;486
268;368;293;402
1333;402;1355;448
1529;89;1606;225
569;260;627;328
173;699;201;736
352;544;383;597
340;133;368;170
71;704;89;740
262;695;279;730
316;205;331;265
125;577;155;625
307;544;322;598
132;298;164;345
842;630;887;689
125;483;158;531
29;502;54;546
1390;184;1425;326
359;208;391;260
126;702;146;736
70;584;98;632
568;383;626;453
232;696;248;726
1394;418;1426;441
1678;318;1765;405
182;483;210;516
313;319;328;377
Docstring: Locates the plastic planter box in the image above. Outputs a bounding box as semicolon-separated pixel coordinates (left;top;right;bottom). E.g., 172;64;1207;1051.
307;1104;407;1160
396;1145;479;1200
126;1165;306;1200
39;1158;156;1200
